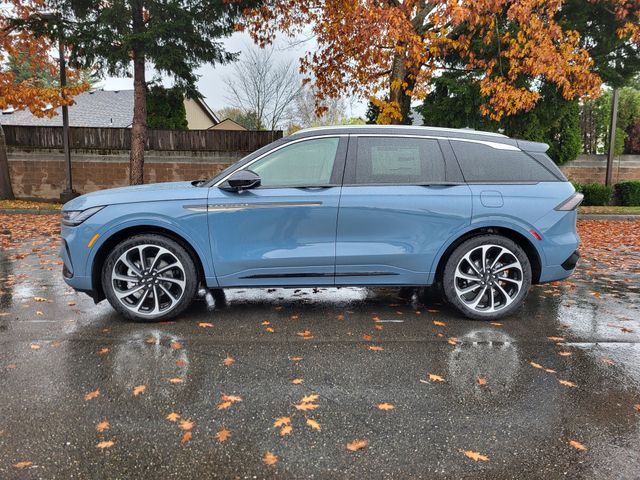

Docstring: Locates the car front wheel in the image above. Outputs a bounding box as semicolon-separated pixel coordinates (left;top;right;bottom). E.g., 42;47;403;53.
102;234;198;321
442;235;532;320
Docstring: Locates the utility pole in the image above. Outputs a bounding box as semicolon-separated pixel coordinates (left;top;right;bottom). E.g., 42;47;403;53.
605;88;620;187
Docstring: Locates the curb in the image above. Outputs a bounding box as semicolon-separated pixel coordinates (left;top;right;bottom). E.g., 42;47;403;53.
578;214;640;221
0;208;61;215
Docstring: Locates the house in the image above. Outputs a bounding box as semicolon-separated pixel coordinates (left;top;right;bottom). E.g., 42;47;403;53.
209;118;247;131
0;89;226;130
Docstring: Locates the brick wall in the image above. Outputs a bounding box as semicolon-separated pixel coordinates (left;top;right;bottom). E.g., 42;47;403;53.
560;155;640;184
8;148;243;200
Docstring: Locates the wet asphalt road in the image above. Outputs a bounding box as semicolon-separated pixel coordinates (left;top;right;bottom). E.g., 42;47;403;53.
1;223;640;479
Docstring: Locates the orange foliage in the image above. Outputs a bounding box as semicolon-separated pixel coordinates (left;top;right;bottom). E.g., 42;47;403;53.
0;1;88;116
242;0;638;123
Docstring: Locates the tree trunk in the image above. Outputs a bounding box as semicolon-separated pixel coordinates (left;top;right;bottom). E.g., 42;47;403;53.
0;125;15;200
389;52;416;125
129;1;147;185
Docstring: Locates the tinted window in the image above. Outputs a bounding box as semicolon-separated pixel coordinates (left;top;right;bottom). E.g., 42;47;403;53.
250;137;339;187
451;141;559;182
354;137;446;184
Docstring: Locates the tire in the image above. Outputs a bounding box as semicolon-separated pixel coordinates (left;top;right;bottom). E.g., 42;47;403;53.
102;234;198;322
442;235;531;320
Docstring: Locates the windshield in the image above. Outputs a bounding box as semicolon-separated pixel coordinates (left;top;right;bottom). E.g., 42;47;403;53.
201;138;288;187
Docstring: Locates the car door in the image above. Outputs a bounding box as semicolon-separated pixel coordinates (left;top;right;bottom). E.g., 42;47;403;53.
335;135;472;285
207;135;347;286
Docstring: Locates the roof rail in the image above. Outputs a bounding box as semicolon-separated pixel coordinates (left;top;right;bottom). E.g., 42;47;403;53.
290;124;508;138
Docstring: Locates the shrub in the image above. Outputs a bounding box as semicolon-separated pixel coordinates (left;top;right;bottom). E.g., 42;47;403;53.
615;181;640;206
573;183;613;206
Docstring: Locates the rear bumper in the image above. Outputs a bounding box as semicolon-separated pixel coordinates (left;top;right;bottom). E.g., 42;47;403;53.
561;250;580;271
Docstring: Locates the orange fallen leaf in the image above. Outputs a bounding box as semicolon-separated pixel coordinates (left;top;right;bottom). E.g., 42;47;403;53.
428;374;445;382
216;428;231;443
295;402;319;411
478;378;487;386
306;418;321;431
167;377;184;384
362;334;373;341
301;394;319;403
291;378;304;385
634;404;640;413
170;341;183;350
36;311;43;316
145;336;155;344
217;401;233;410
133;385;146;396
336;314;345;321
433;320;446;326
279;424;293;436
290;315;299;320
274;417;290;428
223;356;235;366
377;403;395;410
33;296;47;302
96;440;114;449
265;327;275;333
221;394;242;403
98;347;110;355
447;337;458;346
68;301;76;306
558;351;572;357
490;322;502;327
96;420;110;432
84;389;100;401
290;356;303;362
198;322;214;328
569;440;587;451
368;345;384;351
263;451;278;466
374;324;383;331
463;450;489;462
179;419;194;431
558;379;577;388
601;357;614;365
30;343;41;350
181;431;192;444
6;363;16;369
547;336;565;342
166;412;180;422
530;362;543;369
14;461;32;469
297;330;313;339
545;368;557;374
175;359;188;367
346;439;368;451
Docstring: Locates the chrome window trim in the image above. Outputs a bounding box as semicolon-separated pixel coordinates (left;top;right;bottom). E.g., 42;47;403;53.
213;133;520;187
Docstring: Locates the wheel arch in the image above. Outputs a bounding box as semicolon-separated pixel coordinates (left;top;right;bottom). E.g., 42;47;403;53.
90;225;207;303
433;226;542;285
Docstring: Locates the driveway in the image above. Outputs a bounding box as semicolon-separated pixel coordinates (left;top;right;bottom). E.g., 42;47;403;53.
1;215;639;479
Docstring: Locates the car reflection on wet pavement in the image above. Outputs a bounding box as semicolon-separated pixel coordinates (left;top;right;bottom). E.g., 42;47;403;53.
1;218;639;479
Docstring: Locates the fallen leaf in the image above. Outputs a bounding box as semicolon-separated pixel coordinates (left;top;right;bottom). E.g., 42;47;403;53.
297;330;313;339
167;377;184;384
306;418;321;431
428;374;445;382
68;301;76;306
175;359;188;367
217;401;233;410
601;357;614;365
545;368;557;374
166;412;180;422
433;320;446;326
263;451;278;466
265;327;275;333
634;404;640;413
170;341;183;350
490;322;503;327
368;345;384;351
36;311;43;316
96;420;110;432
295;402;319;411
291;378;304;385
447;337;458;346
14;461;32;469
374;324;383;331
133;385;146;396
558;351;572;357
569;440;587;451
30;343;41;350
279;424;293;436
84;389;100;401
301;394;319;403
6;363;16;369
215;428;231;443
336;314;345;321
274;417;291;428
179;419;194;431
198;322;214;328
145;336;155;344
290;356;303;362
346;439;368;451
290;315;299;320
33;296;47;302
547;336;565;342
377;403;395;410
96;440;114;449
221;394;242;403
530;362;543;369
98;347;110;355
223;356;235;366
558;379;577;388
181;431;192;444
478;377;487;386
463;450;489;462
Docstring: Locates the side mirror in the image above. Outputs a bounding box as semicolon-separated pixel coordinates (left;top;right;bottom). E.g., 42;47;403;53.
221;170;261;192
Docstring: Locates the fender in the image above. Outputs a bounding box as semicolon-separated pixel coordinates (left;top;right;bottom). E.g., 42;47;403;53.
426;216;546;284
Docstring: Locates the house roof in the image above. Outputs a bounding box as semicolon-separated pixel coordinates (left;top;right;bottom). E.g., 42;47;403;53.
0;89;219;128
1;90;135;128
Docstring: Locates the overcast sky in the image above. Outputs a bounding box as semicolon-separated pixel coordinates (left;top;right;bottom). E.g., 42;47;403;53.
99;31;369;119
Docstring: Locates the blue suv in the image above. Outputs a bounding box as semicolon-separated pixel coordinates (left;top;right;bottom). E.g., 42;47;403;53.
60;126;582;321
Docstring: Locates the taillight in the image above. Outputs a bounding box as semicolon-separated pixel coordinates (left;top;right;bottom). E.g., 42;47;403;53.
555;193;584;211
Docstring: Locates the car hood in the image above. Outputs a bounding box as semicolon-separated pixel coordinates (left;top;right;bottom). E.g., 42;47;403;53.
62;181;206;210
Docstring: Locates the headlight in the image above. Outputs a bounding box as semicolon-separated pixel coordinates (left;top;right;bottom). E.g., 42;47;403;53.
61;206;105;226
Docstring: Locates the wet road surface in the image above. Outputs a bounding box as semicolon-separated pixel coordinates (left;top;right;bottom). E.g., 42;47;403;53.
1;217;640;479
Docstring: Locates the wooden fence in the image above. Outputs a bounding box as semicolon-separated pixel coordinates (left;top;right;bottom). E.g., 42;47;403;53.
3;125;283;152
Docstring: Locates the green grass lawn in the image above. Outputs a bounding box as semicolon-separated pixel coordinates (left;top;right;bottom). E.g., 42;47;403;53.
579;206;640;215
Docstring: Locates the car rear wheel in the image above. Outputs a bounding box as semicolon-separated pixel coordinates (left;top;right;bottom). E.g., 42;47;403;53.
442;235;531;320
102;234;198;322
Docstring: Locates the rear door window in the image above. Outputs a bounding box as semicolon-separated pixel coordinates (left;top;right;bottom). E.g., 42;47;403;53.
450;140;559;182
353;137;446;184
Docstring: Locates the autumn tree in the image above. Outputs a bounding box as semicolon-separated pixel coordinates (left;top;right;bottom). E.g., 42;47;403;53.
243;0;639;125
33;0;261;185
0;0;88;200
